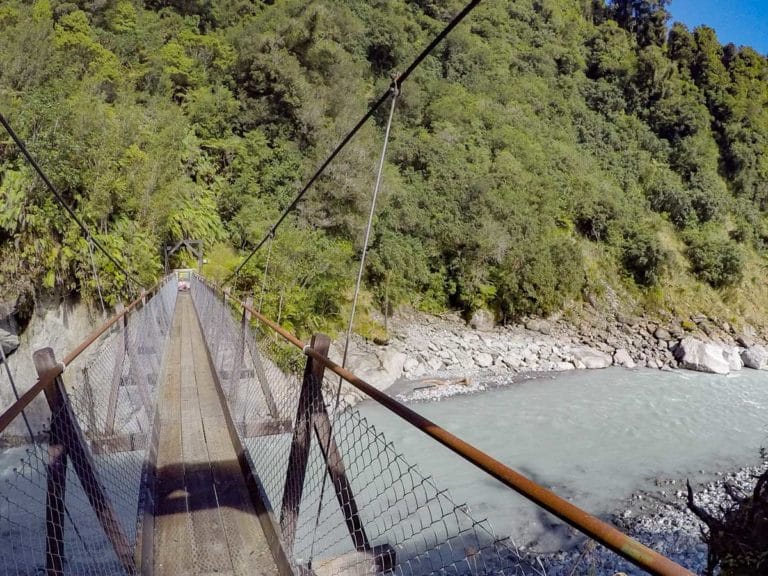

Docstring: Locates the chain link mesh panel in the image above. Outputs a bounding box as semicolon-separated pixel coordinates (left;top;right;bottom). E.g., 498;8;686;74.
0;277;177;575
190;275;550;576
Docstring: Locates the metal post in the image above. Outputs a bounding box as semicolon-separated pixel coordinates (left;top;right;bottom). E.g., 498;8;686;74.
34;349;66;576
280;335;371;555
279;334;323;555
34;347;136;574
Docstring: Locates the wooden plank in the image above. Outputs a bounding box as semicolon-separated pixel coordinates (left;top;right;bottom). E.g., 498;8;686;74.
202;417;279;575
312;400;370;552
188;291;291;576
237;419;292;438
153;293;283;576
42;368;67;576
187;296;277;575
153;304;194;576
154;422;193;576
90;432;147;455
181;296;233;573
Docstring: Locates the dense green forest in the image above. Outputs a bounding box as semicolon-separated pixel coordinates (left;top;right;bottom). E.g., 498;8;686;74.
2;0;768;336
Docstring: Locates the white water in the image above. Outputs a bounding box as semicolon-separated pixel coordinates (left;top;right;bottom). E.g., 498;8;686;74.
359;367;768;552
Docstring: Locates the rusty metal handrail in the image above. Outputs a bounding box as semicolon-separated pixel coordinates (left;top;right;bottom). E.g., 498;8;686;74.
0;366;63;434
0;275;172;435
62;276;169;367
198;274;694;576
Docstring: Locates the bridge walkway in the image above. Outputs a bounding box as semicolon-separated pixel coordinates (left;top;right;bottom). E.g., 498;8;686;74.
153;292;278;576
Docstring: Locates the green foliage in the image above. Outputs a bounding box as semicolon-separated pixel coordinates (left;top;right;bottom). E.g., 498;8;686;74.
1;0;768;335
621;226;668;286
685;229;744;288
492;234;584;320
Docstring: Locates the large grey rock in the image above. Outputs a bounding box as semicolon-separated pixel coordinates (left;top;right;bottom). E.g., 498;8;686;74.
736;334;755;348
427;357;444;372
0;328;19;357
673;337;729;375
613;348;636;368
469;308;495;331
572;347;612;369
525;319;552;335
343;346;407;391
654;327;671;341
402;356;419;373
723;347;743;371
474;352;493;368
741;345;768;370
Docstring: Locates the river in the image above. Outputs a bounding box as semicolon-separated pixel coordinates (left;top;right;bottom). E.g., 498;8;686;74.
358;367;768;553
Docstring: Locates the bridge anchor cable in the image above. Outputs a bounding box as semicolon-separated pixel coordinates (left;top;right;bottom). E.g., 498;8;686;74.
0;114;144;293
308;80;400;565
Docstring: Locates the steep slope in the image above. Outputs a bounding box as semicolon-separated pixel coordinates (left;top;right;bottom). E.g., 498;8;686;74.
1;0;768;336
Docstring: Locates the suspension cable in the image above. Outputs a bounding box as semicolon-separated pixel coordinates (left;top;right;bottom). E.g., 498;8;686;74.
223;0;483;286
257;232;274;314
0;114;143;291
87;239;107;316
308;81;399;565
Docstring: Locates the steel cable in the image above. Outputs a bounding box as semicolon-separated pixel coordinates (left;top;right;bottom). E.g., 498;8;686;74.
223;0;483;285
308;82;399;568
0;114;144;291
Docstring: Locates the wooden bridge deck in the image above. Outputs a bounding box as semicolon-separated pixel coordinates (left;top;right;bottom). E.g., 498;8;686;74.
153;293;279;576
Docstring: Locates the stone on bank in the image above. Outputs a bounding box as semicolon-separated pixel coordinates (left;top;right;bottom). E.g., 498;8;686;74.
673;337;730;375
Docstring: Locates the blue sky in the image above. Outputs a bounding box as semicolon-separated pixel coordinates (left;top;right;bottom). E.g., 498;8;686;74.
667;0;768;54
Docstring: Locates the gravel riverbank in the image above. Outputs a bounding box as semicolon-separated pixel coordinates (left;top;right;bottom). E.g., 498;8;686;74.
542;457;768;575
338;305;768;405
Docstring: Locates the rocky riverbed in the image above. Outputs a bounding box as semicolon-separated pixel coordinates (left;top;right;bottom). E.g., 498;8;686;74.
542;457;768;575
337;305;768;404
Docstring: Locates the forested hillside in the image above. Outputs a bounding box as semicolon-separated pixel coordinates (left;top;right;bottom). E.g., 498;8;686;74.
2;0;768;335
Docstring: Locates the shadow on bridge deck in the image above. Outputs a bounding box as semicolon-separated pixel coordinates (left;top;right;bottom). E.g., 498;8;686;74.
152;293;279;576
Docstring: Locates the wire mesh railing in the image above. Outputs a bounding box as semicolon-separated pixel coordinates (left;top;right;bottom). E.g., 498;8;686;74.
189;275;542;576
190;274;696;576
0;275;177;575
0;271;696;576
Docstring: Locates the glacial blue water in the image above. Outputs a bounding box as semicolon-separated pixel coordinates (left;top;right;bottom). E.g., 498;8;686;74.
359;367;768;551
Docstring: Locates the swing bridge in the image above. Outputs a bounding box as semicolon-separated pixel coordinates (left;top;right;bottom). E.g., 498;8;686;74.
0;2;703;574
0;273;695;576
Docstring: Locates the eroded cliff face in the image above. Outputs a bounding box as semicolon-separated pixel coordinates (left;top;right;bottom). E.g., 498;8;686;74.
1;296;97;434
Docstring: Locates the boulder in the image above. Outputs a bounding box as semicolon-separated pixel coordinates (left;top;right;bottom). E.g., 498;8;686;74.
613;348;636;369
736;334;755;348
473;352;493;368
525;319;552;335
722;347;743;371
571;347;612;369
653;327;672;341
402;356;420;373
0;328;19;357
469;309;495;331
554;361;575;371
673;337;729;375
345;347;407;391
741;345;768;370
427;357;444;372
